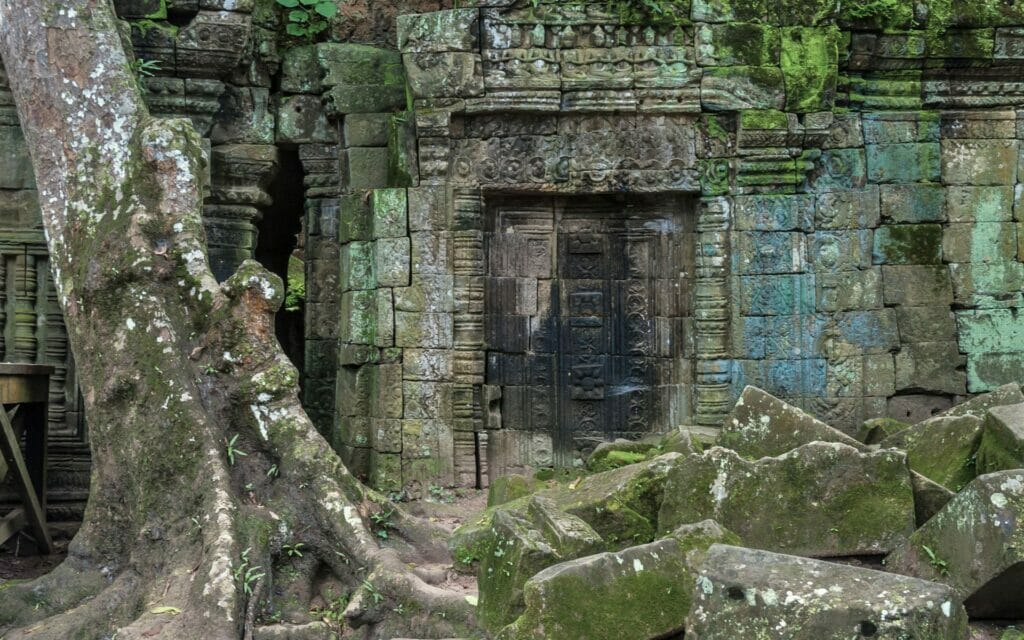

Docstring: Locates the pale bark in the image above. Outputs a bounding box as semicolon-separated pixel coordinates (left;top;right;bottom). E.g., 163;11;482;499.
0;2;476;638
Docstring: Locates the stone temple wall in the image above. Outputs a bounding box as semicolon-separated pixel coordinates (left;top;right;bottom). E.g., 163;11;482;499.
319;0;1024;493
7;0;1024;505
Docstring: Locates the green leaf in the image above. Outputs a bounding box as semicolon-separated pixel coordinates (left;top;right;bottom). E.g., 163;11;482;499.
289;9;309;22
309;20;328;33
276;0;299;6
314;2;338;17
150;606;181;615
299;0;319;5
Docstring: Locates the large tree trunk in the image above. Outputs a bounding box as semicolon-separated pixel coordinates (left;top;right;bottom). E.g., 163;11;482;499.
0;2;477;638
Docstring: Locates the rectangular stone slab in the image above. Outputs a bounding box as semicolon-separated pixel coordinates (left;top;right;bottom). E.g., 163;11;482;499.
687;545;968;639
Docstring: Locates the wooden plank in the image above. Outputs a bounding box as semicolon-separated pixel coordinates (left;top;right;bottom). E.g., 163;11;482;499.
0;508;27;547
0;376;51;403
0;407;52;554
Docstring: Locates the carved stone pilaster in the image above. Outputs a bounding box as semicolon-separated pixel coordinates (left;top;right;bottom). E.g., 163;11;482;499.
11;253;37;362
695;196;732;426
204;144;278;281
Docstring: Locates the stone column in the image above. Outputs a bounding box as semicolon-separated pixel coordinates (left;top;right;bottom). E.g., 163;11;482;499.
695;196;732;426
204;144;279;281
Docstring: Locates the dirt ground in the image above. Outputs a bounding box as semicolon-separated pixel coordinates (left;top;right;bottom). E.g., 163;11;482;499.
0;532;69;581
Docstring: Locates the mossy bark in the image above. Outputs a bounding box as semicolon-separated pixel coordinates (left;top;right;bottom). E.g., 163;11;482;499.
0;2;476;638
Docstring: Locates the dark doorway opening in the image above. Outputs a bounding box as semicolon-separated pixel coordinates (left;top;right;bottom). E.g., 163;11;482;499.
483;193;697;469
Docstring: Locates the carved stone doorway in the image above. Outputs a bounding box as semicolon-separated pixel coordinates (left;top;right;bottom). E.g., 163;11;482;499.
484;194;695;468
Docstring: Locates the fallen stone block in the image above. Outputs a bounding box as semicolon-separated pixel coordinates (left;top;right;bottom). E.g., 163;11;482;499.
939;383;1024;420
498;521;738;640
885;470;1024;619
718;386;866;458
911;471;955;527
487;474;543;508
659;443;915;557
477;496;605;633
586;438;658;472
880;414;983;491
660;426;704;456
451;453;682;563
687;544;969;639
857;417;910;444
976;402;1024;474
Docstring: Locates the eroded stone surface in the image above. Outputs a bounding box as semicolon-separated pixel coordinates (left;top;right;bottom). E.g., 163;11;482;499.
718;386;866;458
687;545;969;639
976;402;1024;474
885;471;1024;619
880;415;984;491
499;521;738;640
658;443;915;557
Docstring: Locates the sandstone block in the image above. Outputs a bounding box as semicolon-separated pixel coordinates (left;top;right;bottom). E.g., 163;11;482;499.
885;471;1024;619
718;386;865;459
658;443;915;557
688;545;968;639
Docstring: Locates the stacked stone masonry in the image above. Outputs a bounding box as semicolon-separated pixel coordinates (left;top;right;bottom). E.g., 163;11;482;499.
332;0;1024;493
8;0;1024;499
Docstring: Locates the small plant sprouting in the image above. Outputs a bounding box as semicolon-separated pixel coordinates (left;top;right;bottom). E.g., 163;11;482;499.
267;463;279;478
283;542;305;558
362;579;385;604
226;434;247;466
131;58;162;78
233;547;265;596
921;544;950;576
276;0;337;39
370;508;395;540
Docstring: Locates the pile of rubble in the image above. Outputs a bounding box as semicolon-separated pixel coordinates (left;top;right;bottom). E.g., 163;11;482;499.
451;385;1024;639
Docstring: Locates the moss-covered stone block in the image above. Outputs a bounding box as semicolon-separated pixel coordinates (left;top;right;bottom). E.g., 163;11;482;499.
371;188;408;239
689;545;969;639
586;439;658;472
696;23;781;66
866;142;941;183
317;43;404;88
718;385;866;459
345;147;390;190
658;443;915;557
885;470;1024;618
326;84;406;115
927;28;995;60
700;66;786;111
838;0;914;29
451;453;682;563
976;402;1024;474
478;497;605;633
872;223;943;265
691;0;766;23
780;26;839;112
768;0;839;25
911;471;955;527
340;290;377;345
857;417;910;444
881;415;983;491
499;532;726;640
488;474;544;508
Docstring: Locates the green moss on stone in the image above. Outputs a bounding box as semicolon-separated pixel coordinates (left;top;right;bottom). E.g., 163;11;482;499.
740;109;788;130
780;26;840;112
